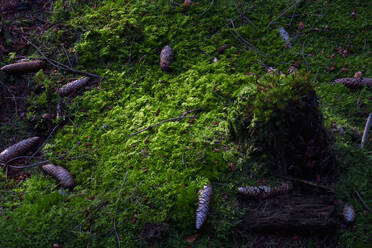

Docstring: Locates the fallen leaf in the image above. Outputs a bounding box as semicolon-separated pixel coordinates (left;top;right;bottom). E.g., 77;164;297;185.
186;234;198;243
297;21;304;31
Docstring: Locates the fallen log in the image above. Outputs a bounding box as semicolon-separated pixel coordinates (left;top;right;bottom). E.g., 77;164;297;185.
334;78;372;88
237;194;338;233
1;60;45;74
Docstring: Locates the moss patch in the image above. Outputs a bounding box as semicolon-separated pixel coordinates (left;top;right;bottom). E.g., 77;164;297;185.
0;0;371;247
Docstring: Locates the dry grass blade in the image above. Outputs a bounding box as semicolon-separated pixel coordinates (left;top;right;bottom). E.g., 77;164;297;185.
196;184;212;230
238;182;293;199
160;45;174;72
1;60;45;74
42;164;74;188
0;137;40;164
58;77;90;96
334;78;372;88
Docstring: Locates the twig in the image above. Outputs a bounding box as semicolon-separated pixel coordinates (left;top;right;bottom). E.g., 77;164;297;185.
61;44;72;68
361;113;372;148
0;80;18;119
302;41;309;71
72;201;109;231
354;190;372;214
229;19;265;58
4;160;51;169
56;98;63;120
285;176;335;193
200;0;214;17
129;109;202;137
289;3;297;25
182;151;185;166
266;0;302;28
30;124;60;161
113;171;129;248
22;36;102;79
213;5;256;36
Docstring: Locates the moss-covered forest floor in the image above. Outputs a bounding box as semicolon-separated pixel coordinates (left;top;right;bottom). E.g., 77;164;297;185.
0;1;371;247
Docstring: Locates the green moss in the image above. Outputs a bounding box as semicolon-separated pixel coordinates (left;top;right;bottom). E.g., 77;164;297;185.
1;0;371;247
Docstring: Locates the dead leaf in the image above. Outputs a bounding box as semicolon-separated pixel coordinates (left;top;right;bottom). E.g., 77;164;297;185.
297;21;304;31
186;234;198;243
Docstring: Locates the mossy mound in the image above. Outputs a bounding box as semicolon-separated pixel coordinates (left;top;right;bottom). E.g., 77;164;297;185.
228;73;335;179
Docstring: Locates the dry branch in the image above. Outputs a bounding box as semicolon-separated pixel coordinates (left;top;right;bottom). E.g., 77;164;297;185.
334;78;372;88
22;36;102;79
354;190;372;214
1;60;45;74
284;177;335;193
0;137;40;165
196;184;212;229
266;0;302;28
42;164;74;188
58;77;90;96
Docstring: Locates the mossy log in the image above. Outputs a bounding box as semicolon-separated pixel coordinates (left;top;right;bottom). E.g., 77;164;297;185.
160;45;174;72
228;75;335;179
334;78;372;88
42;164;74;188
58;77;90;96
0;60;45;74
237;194;338;233
0;137;40;164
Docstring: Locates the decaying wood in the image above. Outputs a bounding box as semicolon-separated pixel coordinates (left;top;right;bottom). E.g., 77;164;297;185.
279;27;292;48
238;194;337;232
343;204;356;223
0;60;45;74
334;78;372;88
160;45;174;71
238;182;293;199
196;184;212;229
361;112;372;148
58;77;90;96
42;164;74;188
0;137;40;164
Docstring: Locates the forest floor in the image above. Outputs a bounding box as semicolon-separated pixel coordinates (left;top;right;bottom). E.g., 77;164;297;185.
0;1;371;247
